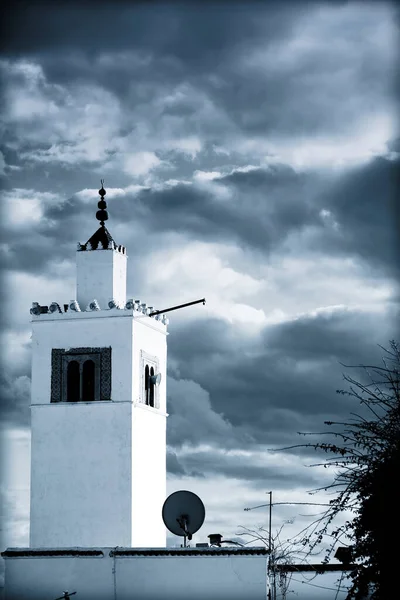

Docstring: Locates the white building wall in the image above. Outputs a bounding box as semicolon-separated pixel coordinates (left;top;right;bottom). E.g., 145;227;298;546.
112;251;127;307
30;310;167;548
116;554;267;600
76;249;127;310
31;314;135;406
30;402;132;548
2;550;268;600
132;319;167;411
130;318;168;547
131;406;167;547
3;553;113;600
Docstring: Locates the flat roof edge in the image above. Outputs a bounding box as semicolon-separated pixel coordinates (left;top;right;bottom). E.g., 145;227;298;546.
2;546;269;558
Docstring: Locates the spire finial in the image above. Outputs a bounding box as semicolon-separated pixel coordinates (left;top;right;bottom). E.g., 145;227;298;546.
96;180;108;227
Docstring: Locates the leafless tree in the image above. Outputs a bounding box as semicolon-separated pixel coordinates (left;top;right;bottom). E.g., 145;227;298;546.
280;340;400;599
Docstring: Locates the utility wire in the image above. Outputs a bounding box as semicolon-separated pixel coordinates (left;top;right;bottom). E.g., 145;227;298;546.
274;502;332;507
245;502;332;511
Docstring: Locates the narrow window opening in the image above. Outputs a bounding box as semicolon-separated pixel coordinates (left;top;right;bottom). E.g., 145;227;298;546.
145;364;150;405
149;366;155;407
67;361;80;402
82;359;95;401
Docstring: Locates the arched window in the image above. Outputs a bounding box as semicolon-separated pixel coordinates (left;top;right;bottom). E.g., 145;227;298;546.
140;351;159;408
82;359;95;401
67;360;80;402
144;364;150;405
149;366;155;407
52;347;111;403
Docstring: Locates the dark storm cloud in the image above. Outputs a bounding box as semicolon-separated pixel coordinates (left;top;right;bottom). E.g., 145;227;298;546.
2;1;395;149
1;1;396;257
1;236;69;276
167;306;398;449
265;306;393;362
221;156;399;279
201;39;396;140
125;157;398;279
316;156;400;279
0;190;144;276
0;329;31;425
166;448;186;476
166;446;323;490
0;194;86;274
0;164;320;275
2;2;294;64
0;372;31;427
119;165;325;253
2;152;398;296
1;1;397;439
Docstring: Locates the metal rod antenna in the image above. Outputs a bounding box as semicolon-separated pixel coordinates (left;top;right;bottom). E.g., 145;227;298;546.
268;491;272;554
267;491;273;600
149;298;206;316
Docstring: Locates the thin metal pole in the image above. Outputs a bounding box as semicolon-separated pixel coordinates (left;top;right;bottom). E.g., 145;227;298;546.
268;491;272;553
268;491;274;600
149;298;206;316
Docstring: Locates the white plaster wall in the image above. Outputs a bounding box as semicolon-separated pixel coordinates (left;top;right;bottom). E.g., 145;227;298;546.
30;315;135;547
3;552;268;600
131;318;168;547
132;318;168;411
76;249;127;310
31;316;134;405
30;402;132;547
3;554;114;600
116;555;267;600
30;311;168;548
113;251;127;307
131;406;167;547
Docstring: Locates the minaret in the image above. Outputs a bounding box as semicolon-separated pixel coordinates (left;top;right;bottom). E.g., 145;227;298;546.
29;183;168;548
76;182;127;310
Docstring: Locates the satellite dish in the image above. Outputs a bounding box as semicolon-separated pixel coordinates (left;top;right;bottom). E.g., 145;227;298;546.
162;490;205;546
150;373;162;386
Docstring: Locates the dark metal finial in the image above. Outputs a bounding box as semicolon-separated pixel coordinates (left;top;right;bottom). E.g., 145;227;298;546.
96;179;108;226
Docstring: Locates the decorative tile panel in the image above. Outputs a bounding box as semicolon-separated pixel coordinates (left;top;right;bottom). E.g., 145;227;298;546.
51;347;111;402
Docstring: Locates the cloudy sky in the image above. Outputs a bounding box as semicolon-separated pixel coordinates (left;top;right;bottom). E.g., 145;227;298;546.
1;1;399;597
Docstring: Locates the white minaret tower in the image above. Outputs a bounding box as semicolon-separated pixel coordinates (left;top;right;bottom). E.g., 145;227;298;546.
29;183;168;548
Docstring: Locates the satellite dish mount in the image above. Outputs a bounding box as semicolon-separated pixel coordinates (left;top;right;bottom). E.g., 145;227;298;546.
162;490;205;548
176;514;192;545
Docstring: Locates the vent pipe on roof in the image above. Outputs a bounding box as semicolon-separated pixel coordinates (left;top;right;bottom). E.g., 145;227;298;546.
208;533;223;546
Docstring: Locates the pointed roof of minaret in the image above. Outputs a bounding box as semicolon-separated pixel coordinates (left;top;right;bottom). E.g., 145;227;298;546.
78;181;122;251
84;225;116;250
